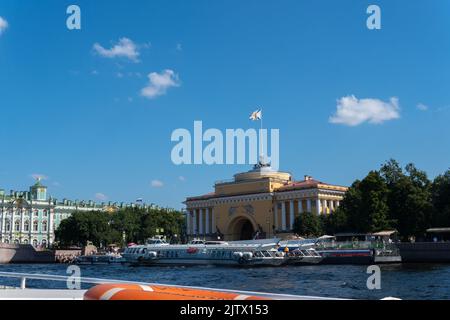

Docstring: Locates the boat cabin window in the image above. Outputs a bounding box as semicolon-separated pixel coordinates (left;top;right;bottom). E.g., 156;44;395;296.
254;251;263;257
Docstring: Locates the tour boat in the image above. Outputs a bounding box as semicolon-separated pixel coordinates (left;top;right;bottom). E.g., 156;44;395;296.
122;241;287;267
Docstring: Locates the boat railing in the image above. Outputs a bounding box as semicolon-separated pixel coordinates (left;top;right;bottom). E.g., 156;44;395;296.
0;272;345;300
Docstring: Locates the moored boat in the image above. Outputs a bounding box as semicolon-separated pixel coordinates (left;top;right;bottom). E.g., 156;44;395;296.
74;253;125;265
122;241;287;267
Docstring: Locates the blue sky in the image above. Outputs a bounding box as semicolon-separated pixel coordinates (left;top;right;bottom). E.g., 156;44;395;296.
0;0;449;209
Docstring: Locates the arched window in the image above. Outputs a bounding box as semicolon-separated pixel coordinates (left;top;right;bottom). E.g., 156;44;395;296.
4;239;9;244
5;219;11;232
43;210;48;217
42;220;48;232
33;220;39;232
14;220;20;232
24;220;30;232
41;239;47;247
23;239;29;244
14;239;19;244
32;239;38;247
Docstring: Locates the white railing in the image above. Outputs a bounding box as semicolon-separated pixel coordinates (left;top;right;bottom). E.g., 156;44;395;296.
0;271;345;300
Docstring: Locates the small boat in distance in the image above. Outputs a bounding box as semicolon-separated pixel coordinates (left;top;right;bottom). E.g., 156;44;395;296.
74;253;125;265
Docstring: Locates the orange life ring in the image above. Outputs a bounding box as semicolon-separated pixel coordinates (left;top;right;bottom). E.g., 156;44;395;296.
84;283;269;300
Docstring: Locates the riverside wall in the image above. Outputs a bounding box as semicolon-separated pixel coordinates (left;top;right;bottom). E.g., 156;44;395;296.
0;243;55;263
397;242;450;262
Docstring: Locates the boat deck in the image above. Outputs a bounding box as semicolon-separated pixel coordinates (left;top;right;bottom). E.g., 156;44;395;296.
0;289;86;300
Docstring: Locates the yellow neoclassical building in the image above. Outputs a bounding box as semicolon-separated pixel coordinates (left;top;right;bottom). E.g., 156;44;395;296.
184;163;348;241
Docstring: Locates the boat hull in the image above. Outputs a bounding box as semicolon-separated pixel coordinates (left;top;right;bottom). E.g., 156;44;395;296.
128;257;286;267
317;249;374;265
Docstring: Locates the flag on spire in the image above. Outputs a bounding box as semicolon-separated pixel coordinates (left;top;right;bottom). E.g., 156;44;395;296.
249;109;262;121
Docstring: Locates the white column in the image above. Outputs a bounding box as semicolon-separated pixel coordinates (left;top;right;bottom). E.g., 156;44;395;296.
281;202;287;231
298;200;303;214
20;209;24;241
289;200;295;230
0;209;3;234
49;209;54;244
330;200;335;213
322;199;328;214
199;209;204;236
193;209;198;235
186;211;191;235
205;208;210;235
316;199;322;215
336;200;340;208
306;199;312;213
211;208;215;234
274;203;279;230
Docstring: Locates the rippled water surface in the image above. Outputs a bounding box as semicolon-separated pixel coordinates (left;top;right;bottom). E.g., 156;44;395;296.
1;263;450;299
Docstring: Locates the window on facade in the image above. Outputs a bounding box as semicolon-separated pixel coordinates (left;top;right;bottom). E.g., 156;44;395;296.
23;239;29;244
14;220;20;232
24;220;30;232
42;239;47;247
42;220;48;232
43;210;48;217
34;210;38;217
5;220;11;232
33;220;38;232
32;239;38;247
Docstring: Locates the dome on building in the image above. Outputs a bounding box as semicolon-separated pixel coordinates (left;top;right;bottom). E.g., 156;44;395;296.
233;160;291;183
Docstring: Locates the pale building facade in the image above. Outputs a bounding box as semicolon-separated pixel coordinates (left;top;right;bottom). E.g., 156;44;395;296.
184;163;348;241
0;179;148;247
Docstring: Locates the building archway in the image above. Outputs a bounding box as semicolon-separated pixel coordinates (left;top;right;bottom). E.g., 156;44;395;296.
227;215;257;240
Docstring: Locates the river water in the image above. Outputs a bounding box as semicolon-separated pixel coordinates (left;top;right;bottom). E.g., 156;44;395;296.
1;263;449;299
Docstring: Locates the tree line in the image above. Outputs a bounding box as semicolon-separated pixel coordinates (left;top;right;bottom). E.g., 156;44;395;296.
54;206;185;248
294;160;450;240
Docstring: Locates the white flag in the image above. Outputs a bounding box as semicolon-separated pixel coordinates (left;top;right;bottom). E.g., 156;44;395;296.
249;109;262;121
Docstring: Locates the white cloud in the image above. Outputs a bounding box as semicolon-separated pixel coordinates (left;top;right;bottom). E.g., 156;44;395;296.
93;38;140;62
0;17;8;35
176;43;182;51
178;176;186;182
95;193;108;201
329;95;400;126
417;103;429;111
30;173;48;181
141;69;180;99
151;180;164;188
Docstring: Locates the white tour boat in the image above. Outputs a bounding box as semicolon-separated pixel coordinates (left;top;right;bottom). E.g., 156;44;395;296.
122;241;287;267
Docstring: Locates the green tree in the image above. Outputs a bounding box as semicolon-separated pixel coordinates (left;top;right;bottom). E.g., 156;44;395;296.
381;161;432;239
55;206;185;247
431;169;450;227
322;207;349;235
55;211;118;247
293;212;323;237
340;171;392;233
